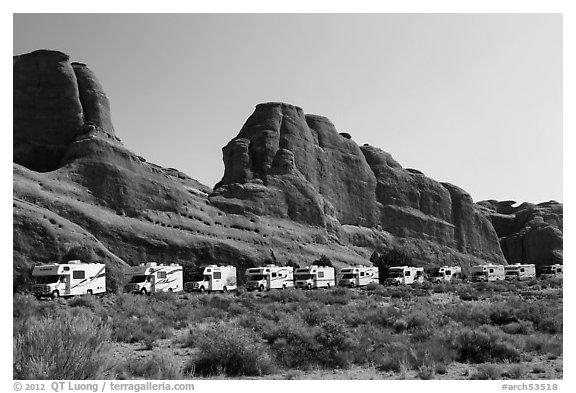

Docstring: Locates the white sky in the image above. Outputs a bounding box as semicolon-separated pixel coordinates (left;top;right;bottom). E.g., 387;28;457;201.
13;13;562;204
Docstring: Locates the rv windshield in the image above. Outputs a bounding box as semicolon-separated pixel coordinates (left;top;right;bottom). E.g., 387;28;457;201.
34;275;60;284
129;275;147;283
388;271;404;278
341;273;356;279
295;274;311;280
248;274;265;281
541;267;553;274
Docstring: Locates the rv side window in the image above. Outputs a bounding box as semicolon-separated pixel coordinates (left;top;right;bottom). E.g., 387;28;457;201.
489;269;494;273
73;271;85;279
318;272;324;278
360;272;365;277
213;272;222;279
271;272;277;278
405;271;411;276
557;268;562;273
520;268;525;272
157;272;167;279
445;270;451;275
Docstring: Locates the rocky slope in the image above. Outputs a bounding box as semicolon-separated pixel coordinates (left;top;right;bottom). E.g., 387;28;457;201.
13;50;561;290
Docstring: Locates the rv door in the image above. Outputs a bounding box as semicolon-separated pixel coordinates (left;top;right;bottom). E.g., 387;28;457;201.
60;275;70;294
147;275;155;293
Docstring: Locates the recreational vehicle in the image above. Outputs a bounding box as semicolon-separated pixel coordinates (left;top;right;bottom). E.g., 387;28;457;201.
540;264;563;279
294;265;335;289
385;266;424;285
185;265;237;292
428;266;463;283
124;262;183;294
504;263;536;281
32;260;106;298
470;264;505;282
245;265;294;291
338;265;379;288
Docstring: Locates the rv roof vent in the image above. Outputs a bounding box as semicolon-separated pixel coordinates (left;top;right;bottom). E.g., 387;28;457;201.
68;260;81;264
147;262;157;267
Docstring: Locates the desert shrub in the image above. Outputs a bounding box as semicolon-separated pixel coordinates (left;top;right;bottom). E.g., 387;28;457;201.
67;294;103;312
445;303;491;327
117;354;183;379
432;283;451;293
417;365;435;380
112;316;172;343
384;286;413;299
503;364;526;379
314;319;357;368
301;303;332;326
501;320;535;335
470;364;502;380
393;319;409;333
489;303;519;325
524;334;563;357
262;315;321;369
310;287;352;305
450;325;521;363
185;322;275;377
362;305;403;328
265;288;307;304
13;312;114;379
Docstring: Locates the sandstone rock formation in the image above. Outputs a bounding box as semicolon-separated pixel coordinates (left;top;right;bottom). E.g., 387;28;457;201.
213;103;507;273
13;49;561;291
477;200;563;269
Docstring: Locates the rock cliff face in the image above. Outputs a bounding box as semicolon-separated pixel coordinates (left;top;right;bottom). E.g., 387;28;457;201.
13;50;115;172
477;200;563;269
213;103;507;271
212;103;380;229
13;50;561;290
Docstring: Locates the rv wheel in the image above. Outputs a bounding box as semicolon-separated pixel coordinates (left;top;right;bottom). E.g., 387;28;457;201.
349;282;355;288
282;284;286;290
168;288;173;292
86;290;93;296
51;290;60;299
140;288;147;296
326;283;331;289
199;286;205;293
307;283;312;290
259;285;265;292
223;286;228;292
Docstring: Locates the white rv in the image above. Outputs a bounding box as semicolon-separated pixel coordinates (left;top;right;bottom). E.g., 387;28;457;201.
504;263;536;281
32;261;106;298
338;265;379;288
185;265;237;292
428;266;462;283
245;265;294;291
124;262;183;294
470;264;505;282
294;265;335;289
540;264;563;279
385;266;424;285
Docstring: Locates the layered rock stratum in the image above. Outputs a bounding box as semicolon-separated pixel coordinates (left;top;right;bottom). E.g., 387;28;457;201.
13;50;562;289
